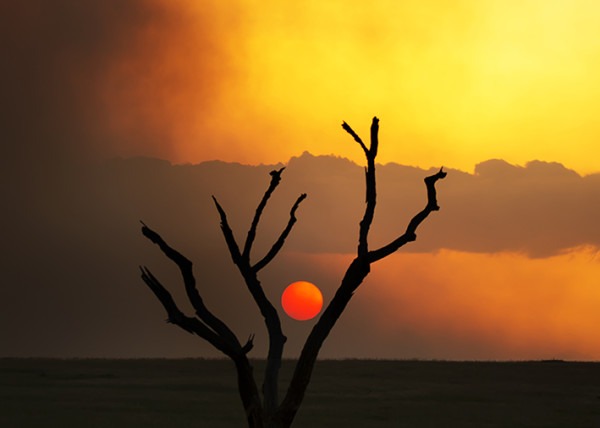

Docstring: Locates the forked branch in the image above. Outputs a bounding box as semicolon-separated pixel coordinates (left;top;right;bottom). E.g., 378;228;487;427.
243;167;286;260
278;118;446;426
253;193;307;273
211;170;305;415
368;167;446;263
210;195;283;318
343;117;380;256
139;266;235;356
140;222;242;353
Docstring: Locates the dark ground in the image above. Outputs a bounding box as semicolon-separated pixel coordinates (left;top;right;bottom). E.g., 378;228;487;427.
2;358;600;427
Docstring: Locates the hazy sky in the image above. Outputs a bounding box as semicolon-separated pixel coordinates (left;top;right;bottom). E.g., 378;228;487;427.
4;1;600;171
2;1;600;360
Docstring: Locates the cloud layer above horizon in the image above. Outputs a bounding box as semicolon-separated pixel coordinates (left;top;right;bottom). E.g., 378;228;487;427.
2;155;600;359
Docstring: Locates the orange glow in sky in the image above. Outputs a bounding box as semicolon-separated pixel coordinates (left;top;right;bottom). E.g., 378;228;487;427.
301;248;600;360
101;0;600;174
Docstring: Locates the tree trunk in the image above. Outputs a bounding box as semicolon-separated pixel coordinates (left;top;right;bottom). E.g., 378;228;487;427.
233;357;264;428
278;257;370;426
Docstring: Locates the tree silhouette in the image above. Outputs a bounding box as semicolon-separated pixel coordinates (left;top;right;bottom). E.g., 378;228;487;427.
140;117;446;428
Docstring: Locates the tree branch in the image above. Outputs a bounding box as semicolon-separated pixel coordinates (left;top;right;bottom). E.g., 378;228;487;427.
368;167;447;263
213;181;289;414
141;222;243;353
369;116;379;158
344;117;380;256
141;226;264;424
243;167;286;260
211;196;283;341
253;193;307;273
212;197;243;266
140;266;234;356
242;334;256;354
342;121;369;155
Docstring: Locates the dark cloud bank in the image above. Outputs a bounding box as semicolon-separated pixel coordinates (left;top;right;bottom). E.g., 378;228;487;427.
2;153;599;358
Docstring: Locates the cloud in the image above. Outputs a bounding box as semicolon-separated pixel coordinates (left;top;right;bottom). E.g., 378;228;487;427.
427;159;600;256
277;154;599;257
2;154;599;358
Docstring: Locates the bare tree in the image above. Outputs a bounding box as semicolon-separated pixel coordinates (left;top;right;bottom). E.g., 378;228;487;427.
140;117;446;428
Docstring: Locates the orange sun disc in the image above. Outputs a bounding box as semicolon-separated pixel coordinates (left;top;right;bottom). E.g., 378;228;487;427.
281;281;323;321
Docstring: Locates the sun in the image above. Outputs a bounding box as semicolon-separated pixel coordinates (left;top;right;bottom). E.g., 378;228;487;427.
281;281;323;321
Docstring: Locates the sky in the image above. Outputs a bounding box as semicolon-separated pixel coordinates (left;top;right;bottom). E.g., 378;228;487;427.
2;0;600;360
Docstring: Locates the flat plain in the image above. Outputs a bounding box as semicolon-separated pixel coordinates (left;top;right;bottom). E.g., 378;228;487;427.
2;358;600;427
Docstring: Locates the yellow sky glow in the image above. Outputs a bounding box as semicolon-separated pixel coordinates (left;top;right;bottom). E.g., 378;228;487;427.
156;0;600;173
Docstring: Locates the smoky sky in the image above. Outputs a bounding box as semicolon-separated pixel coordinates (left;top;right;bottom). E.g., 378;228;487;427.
0;1;237;173
2;1;137;164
